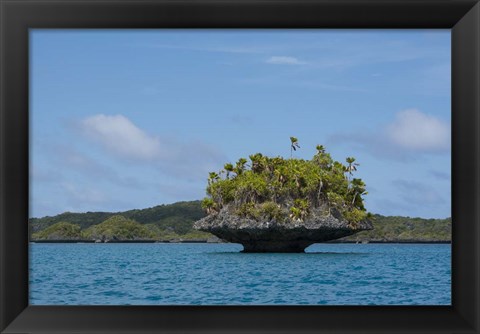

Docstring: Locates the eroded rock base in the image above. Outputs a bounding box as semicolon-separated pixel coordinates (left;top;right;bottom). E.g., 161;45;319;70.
241;241;314;253
194;206;373;253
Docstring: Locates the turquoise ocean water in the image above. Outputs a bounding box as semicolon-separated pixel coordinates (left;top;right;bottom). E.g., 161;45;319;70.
29;243;451;305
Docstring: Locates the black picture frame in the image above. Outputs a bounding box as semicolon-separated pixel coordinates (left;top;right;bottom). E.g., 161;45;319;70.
1;0;479;333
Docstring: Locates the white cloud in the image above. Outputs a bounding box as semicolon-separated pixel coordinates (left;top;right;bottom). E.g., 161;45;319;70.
386;109;450;152
266;56;306;65
81;114;162;161
79;114;227;178
329;109;450;161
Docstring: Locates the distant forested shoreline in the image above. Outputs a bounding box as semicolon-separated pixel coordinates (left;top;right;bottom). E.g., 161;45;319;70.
29;200;451;243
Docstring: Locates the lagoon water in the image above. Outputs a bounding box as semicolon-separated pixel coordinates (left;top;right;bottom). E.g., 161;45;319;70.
29;243;451;305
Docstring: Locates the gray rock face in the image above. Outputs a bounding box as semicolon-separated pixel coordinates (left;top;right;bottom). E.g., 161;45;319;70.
194;206;373;253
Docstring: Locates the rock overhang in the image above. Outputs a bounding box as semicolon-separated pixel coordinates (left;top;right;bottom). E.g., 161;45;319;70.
194;207;373;253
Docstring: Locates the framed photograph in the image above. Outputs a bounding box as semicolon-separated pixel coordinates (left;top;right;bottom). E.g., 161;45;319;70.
1;0;479;333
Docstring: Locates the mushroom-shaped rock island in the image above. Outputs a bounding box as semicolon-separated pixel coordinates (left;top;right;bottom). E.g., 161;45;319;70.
195;205;372;252
194;140;373;253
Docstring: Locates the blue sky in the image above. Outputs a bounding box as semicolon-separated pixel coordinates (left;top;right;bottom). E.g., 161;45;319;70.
30;29;451;219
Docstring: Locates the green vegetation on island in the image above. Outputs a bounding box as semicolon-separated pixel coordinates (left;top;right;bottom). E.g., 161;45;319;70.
202;139;370;226
32;222;84;240
341;214;451;242
29;200;451;243
30;201;204;235
83;215;155;241
30;201;212;242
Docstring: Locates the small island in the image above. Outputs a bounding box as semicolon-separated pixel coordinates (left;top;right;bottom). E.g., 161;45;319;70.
194;139;373;252
28;139;451;247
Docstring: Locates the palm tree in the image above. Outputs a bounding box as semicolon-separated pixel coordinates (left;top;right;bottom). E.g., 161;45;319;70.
313;144;333;170
333;161;345;175
249;153;264;173
208;172;220;185
290;136;300;158
316;145;325;154
350;178;367;207
202;198;218;215
266;156;282;174
235;158;248;175
345;157;359;181
224;163;234;179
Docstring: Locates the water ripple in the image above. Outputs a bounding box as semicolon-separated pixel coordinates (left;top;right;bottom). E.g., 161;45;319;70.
29;243;451;305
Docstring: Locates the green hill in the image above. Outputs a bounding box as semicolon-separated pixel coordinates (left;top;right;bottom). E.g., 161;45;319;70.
83;215;155;241
340;214;451;242
30;201;204;235
30;201;211;242
29;201;451;243
30;211;112;233
32;222;84;240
